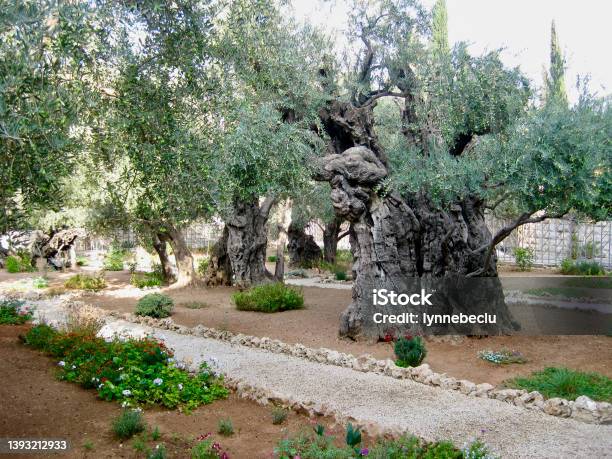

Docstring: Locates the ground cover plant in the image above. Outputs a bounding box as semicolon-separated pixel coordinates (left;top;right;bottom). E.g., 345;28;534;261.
394;336;427;367
191;433;230;459
131;270;164;288
275;424;496;459
112;409;146;439
0;299;32;325
560;259;607;276
64;273;106;291
232;282;304;312
32;276;49;289
513;247;534;271
5;253;35;273
104;245;130;271
136;293;174;318
563;276;612;289
478;349;527;365
21;324;228;410
506;367;612;402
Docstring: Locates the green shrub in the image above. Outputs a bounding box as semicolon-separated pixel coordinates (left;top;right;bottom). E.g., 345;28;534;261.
232;282;304;313
334;269;347;281
560;259;606;275
217;418;234;436
197;258;210;276
135;293;174;318
112;409;146;439
394;336;427;367
151;426;161;441
5;253;34;273
131;270;164;288
76;256;88;266
506;367;612;402
271;406;288;425
267;255;277;262
32;277;49;289
64;273;106;291
22;324;228;410
513;247;534;271
104;246;128;271
0;299;32;325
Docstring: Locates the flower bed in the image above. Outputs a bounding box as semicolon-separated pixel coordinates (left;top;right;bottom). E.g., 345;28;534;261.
0;299;32;325
22;324;228;411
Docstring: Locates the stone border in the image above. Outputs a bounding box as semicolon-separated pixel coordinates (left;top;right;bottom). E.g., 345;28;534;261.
9;291;611;425
97;308;611;425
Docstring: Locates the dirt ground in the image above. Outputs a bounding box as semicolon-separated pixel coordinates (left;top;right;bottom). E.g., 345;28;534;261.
0;325;346;459
1;269;611;386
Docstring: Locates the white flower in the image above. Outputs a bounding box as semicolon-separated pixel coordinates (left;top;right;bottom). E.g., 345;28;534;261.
121;401;130;408
122;389;132;396
132;407;142;413
153;378;163;386
177;383;183;391
98;384;104;389
58;361;65;367
167;357;175;363
71;365;76;369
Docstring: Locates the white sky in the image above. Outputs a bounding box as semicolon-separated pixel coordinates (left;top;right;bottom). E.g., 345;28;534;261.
291;0;612;103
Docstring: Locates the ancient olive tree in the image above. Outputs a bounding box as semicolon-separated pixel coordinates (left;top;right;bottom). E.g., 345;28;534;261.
87;0;222;286
205;0;327;287
313;0;609;340
0;1;101;264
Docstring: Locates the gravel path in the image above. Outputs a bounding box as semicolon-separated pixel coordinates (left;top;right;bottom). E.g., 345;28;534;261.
16;296;612;459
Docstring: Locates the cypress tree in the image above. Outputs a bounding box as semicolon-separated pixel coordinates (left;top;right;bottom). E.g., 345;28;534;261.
545;20;568;105
431;0;449;57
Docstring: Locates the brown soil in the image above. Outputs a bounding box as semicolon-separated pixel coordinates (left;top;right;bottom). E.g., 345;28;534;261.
1;269;611;386
0;325;345;459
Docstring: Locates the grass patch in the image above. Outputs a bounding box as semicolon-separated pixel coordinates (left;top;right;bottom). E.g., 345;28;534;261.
21;324;228;410
131;271;164;288
0;299;33;325
180;301;208;309
505;367;612;402
232;282;304;313
563;276;612;289
271;406;288;425
5;252;36;273
64;273;106;291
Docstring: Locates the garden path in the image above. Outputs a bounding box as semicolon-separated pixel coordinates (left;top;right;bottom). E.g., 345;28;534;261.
20;295;612;459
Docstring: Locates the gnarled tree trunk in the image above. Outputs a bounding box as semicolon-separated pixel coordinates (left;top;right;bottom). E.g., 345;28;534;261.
152;233;174;283
164;224;196;287
287;223;322;268
206;196;275;287
274;199;292;281
322;216;348;264
316;101;517;341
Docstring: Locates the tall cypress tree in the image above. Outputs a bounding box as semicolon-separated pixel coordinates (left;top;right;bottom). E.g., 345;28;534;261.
431;0;449;57
545;20;568;105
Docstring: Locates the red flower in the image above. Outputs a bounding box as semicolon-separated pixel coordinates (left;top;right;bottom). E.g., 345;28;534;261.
383;333;394;342
404;335;413;341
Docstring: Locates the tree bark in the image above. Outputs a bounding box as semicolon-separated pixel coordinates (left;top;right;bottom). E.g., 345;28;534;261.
274;199;292;281
316;101;517;340
322;216;345;264
206;196;275;287
287;223;322;268
164;224;196;287
152;233;174;283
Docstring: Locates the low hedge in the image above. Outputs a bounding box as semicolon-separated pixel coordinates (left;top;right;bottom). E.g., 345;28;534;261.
232;282;304;313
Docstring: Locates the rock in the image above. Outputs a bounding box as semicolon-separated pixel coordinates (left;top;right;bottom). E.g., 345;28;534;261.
458;380;476;395
440;377;460;391
571;396;600;423
543;397;571;417
596;401;612;424
412;364;433;383
424;372;444;386
353;354;376;372
492;389;526;403
514;391;544;409
473;383;494;397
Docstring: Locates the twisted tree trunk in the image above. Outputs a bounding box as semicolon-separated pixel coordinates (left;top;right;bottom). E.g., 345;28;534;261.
287;223;322;267
274;199;292;281
206;196;275;287
316;101;517;340
152;233;174;283
322;216;347;264
164;224;196;287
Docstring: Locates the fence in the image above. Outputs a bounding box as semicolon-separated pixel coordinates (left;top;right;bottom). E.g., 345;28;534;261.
75;217;612;269
486;216;612;269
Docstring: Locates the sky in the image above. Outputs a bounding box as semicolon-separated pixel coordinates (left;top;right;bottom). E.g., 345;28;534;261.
290;0;612;104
